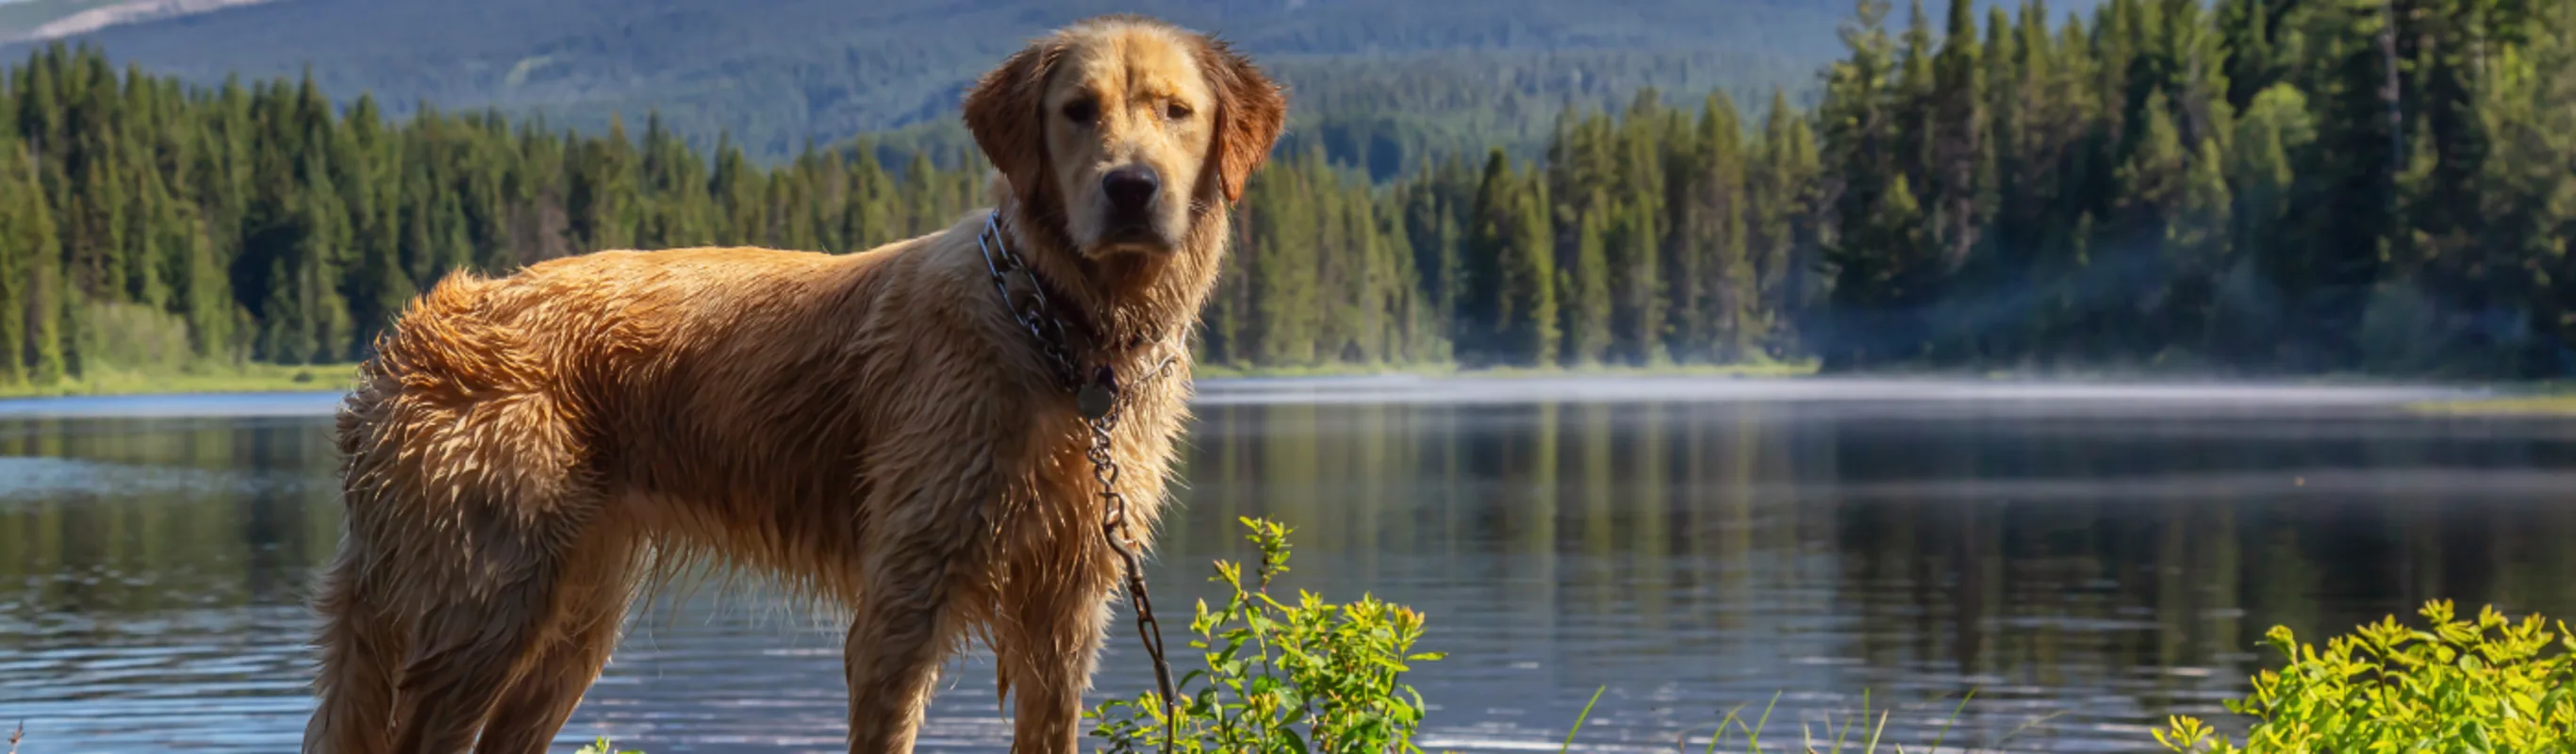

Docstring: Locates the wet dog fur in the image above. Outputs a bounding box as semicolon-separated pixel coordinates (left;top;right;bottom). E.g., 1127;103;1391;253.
301;15;1285;754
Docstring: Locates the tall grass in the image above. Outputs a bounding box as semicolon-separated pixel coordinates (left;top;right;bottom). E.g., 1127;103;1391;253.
1549;688;1989;754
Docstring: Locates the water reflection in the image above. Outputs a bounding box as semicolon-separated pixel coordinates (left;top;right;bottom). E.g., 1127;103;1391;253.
4;386;2573;752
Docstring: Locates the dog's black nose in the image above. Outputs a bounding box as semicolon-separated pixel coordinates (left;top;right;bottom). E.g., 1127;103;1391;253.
1102;167;1160;217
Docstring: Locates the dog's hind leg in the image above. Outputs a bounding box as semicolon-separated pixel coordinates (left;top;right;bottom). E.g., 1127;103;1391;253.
383;535;557;754
303;547;407;754
470;521;641;754
376;405;607;753
384;510;581;754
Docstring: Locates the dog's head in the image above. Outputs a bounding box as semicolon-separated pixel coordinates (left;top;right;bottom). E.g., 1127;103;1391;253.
964;15;1286;259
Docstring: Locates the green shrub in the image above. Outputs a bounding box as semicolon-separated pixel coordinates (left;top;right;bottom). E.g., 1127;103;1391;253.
73;301;200;375
2157;600;2576;753
573;737;641;754
1089;517;1445;754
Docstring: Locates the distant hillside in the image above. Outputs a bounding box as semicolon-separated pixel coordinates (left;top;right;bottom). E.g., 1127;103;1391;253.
859;46;1823;181
37;0;2097;168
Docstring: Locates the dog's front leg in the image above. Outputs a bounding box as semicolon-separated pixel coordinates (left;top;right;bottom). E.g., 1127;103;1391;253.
842;442;1000;753
995;551;1116;754
842;561;956;752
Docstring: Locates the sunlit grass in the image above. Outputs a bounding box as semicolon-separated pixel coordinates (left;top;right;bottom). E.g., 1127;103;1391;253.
2405;393;2576;416
0;362;359;400
1554;688;1995;754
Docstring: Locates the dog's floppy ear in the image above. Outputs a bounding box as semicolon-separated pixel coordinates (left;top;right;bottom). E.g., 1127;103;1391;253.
964;41;1061;209
1195;37;1285;204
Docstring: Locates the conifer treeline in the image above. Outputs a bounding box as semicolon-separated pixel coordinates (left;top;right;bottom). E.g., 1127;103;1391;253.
1226;0;2576;376
1800;0;2576;376
5;0;2575;385
1216;87;1827;369
0;44;991;384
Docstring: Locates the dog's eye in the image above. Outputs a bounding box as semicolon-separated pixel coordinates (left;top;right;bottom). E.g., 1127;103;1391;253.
1165;101;1193;121
1062;99;1098;125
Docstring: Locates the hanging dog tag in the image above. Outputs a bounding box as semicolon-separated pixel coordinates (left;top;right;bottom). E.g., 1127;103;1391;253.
1077;365;1118;420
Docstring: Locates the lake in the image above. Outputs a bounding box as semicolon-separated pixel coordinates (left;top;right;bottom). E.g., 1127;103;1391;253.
4;377;2573;752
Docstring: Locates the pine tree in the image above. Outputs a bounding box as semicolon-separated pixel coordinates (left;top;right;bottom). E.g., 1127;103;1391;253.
1824;172;1926;369
1560;198;1611;366
0;139;32;385
1461;149;1515;360
2219;0;2286;111
2214;83;2309;362
1929;0;1987;273
8;141;65;384
1748;89;1820;357
2169;137;2233;354
2472;0;2576;374
1503;174;1560;366
1708;97;1754;361
2296;0;2407;368
2112;91;2188;352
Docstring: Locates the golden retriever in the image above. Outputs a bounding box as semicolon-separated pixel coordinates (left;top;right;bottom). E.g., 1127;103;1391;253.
301;15;1284;754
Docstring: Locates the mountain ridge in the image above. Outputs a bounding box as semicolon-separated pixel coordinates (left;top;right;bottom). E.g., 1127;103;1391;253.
29;0;2100;164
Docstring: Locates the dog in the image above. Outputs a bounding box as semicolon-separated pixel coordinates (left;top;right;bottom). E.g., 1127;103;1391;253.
301;15;1285;754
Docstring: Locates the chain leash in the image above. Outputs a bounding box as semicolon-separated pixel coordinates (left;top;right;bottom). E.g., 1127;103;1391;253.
977;211;1180;749
1086;402;1180;749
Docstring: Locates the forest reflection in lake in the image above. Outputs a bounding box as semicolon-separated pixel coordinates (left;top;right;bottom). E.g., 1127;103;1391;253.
3;380;2572;752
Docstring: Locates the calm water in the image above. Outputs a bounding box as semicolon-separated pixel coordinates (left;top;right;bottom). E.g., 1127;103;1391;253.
5;377;2574;752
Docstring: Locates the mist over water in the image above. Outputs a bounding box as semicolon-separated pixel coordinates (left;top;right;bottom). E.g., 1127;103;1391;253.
4;378;2570;752
1194;375;2480;409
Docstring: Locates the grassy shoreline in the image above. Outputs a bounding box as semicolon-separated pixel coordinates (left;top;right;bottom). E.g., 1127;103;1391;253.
0;361;1820;401
2395;377;2575;416
5;360;2568;416
0;363;360;400
2407;393;2576;416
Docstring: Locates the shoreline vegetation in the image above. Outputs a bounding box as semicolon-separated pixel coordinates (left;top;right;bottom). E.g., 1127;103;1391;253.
0;360;1825;401
2406;393;2576;417
5;359;2573;417
0;362;361;400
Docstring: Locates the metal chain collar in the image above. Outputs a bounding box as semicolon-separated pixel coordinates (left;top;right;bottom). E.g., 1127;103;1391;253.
977;212;1084;390
975;210;1180;746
